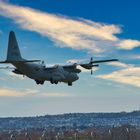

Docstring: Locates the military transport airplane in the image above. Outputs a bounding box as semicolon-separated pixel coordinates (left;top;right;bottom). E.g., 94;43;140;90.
0;31;118;86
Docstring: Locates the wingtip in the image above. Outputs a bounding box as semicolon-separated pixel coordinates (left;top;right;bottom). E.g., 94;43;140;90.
114;59;119;61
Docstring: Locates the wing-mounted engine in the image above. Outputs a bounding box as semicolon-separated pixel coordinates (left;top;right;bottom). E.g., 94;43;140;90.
79;57;118;75
80;63;99;69
80;57;99;75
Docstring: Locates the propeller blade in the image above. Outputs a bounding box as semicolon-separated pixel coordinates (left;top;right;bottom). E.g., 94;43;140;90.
91;69;93;75
90;57;93;64
42;61;45;64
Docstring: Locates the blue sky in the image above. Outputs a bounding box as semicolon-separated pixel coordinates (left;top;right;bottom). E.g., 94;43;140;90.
0;0;140;117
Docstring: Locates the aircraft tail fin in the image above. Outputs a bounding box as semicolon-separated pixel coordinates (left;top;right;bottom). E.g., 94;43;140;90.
6;31;23;61
0;31;41;64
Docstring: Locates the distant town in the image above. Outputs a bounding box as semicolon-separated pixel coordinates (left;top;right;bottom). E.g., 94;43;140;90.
0;110;140;130
1;111;140;139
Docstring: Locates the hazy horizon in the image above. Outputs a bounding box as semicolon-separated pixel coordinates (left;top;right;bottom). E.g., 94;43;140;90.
0;0;140;117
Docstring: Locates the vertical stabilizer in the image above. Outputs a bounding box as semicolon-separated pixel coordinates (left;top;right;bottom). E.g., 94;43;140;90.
7;31;23;61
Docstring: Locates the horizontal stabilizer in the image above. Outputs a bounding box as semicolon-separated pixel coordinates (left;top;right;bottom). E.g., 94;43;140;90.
0;60;41;63
20;60;41;63
0;61;10;63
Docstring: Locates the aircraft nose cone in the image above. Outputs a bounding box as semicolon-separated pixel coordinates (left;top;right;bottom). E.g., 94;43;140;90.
76;75;79;80
74;74;79;81
68;73;79;82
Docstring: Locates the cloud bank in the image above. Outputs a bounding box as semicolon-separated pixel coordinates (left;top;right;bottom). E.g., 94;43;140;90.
0;1;140;54
97;62;140;88
0;88;75;97
0;88;31;97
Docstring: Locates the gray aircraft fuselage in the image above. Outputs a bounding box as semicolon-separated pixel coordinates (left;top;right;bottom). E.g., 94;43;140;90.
12;62;79;85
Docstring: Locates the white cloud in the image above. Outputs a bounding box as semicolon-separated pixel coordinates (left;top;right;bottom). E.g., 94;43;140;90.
135;55;140;59
128;54;140;60
0;87;74;97
106;61;133;68
97;66;140;88
77;65;98;73
0;1;139;54
0;88;27;97
0;88;40;97
67;59;82;64
118;39;140;50
66;58;98;72
40;92;75;97
8;71;25;80
0;70;25;80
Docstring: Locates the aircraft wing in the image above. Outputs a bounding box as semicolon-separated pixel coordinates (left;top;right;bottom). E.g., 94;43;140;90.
64;58;118;68
0;60;41;64
91;59;118;63
79;58;118;68
44;58;118;74
79;58;118;74
62;58;118;74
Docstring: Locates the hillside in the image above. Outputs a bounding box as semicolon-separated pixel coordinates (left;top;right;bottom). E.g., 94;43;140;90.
0;111;140;130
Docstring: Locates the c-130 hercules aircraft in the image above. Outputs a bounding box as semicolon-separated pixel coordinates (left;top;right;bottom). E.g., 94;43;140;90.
0;31;118;86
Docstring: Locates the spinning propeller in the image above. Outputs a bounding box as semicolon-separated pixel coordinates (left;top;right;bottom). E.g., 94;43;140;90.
80;57;118;75
90;57;96;75
80;57;99;75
